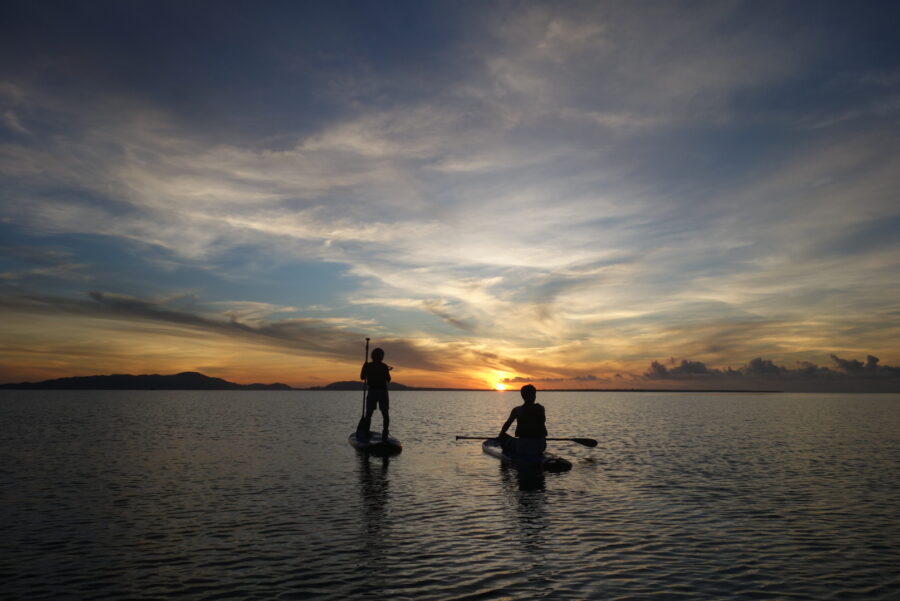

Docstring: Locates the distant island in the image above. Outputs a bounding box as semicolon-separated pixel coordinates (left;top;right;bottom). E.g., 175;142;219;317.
0;371;294;391
0;372;779;392
307;380;472;391
0;372;450;391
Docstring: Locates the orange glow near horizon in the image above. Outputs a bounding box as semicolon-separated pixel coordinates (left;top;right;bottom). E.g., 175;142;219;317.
487;370;513;392
4;309;900;392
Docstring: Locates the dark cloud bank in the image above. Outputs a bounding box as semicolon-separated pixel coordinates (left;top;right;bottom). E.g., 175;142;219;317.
644;355;900;392
503;355;900;392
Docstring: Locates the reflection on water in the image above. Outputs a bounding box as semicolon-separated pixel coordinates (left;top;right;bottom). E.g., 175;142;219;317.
2;390;899;600
499;464;548;546
358;453;391;542
499;461;546;492
497;463;556;597
356;452;392;595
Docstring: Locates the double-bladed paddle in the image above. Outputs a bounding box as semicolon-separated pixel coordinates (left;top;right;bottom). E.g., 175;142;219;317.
455;435;598;448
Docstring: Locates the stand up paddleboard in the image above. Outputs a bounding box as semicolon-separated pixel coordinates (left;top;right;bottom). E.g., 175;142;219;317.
349;431;403;455
482;437;571;472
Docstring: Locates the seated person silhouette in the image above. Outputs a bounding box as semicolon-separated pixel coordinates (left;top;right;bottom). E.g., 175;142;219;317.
498;384;547;456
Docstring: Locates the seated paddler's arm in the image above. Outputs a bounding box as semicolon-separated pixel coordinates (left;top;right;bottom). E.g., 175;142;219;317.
498;408;517;437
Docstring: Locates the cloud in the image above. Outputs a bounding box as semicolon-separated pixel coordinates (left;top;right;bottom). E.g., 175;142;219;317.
0;290;442;371
502;374;602;384
1;3;900;387
0;246;92;284
642;354;900;391
829;353;900;376
647;359;725;378
3;110;29;134
0;264;91;282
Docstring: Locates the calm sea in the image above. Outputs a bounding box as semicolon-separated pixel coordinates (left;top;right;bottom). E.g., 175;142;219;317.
2;390;899;600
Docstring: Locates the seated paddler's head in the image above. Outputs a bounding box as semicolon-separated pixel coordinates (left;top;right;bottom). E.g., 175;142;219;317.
520;384;536;404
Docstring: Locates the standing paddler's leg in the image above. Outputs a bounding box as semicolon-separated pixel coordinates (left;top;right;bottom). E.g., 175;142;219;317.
382;394;390;438
373;389;389;438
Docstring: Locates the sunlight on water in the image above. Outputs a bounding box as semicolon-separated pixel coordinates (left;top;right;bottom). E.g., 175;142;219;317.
2;390;899;600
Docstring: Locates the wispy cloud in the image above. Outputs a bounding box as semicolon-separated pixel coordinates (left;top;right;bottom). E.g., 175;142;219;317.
1;2;899;387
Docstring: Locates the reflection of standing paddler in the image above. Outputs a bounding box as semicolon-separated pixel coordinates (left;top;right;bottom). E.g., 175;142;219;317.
360;346;392;439
356;453;391;592
358;453;391;538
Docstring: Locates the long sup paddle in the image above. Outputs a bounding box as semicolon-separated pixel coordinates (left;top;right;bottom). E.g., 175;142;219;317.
356;337;370;436
455;435;598;448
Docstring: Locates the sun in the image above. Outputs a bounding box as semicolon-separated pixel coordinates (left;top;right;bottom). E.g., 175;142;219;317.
493;382;508;391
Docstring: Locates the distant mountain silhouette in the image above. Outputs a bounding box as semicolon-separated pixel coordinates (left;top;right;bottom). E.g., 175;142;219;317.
0;372;472;391
0;373;771;392
308;381;476;391
0;371;294;390
308;380;414;391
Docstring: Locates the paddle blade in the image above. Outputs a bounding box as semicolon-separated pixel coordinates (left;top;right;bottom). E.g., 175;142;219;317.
572;438;598;447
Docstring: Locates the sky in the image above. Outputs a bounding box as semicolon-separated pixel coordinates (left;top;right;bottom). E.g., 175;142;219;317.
2;0;900;391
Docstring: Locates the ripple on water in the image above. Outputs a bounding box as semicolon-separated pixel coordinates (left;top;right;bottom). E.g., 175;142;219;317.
2;391;900;600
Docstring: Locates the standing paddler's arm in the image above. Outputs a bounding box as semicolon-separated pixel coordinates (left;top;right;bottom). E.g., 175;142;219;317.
498;408;517;437
360;362;367;380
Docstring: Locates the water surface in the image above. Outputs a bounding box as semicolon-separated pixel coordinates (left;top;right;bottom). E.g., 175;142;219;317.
2;390;899;599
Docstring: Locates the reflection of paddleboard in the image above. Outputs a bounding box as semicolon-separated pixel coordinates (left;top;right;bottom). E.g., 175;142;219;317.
348;431;403;455
482;438;571;472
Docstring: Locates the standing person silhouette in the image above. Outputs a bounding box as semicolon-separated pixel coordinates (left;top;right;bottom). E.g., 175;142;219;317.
360;347;392;439
498;384;547;456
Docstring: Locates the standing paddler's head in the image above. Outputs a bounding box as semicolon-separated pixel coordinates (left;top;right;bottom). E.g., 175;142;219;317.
520;384;536;404
371;347;385;362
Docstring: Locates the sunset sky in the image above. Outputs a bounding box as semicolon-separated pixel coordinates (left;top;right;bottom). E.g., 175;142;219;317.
2;1;899;390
